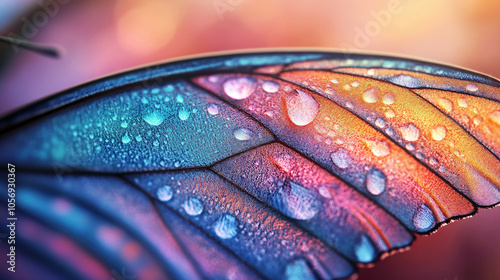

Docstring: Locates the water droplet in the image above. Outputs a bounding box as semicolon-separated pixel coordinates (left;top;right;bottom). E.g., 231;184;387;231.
385;109;395;118
405;143;415;151
135;135;142;141
176;94;184;103
382;93;395;105
355;235;376;263
156;185;173;202
262;80;280;93
331;148;350;169
276;181;321;220
121;121;128;128
284;259;315;280
174;161;181;168
143;111;165;126
345;101;354;109
318;186;332;198
233;128;252;141
351;81;360;87
207;103;220;115
330;78;339;84
122;134;131;144
343;84;351;90
399;123;420;142
437;98;453;113
466;84;479;92
324;88;335;95
366;168;386;195
285;90;319;126
208;75;219;83
223;77;256;100
214;214;238;239
141;97;149;104
183;197;203;216
375;118;386;128
389;74;421;88
363;87;379;103
457;98;468;108
473;115;483;125
488;110;500;125
412;204;435;231
178;109;190;121
367;69;375;75
153;140;159;146
365;140;391;157
431;126;447;141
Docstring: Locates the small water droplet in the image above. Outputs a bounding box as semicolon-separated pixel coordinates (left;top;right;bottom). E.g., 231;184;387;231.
351;80;360;87
208;75;219;83
284;259;315;280
178;109;190;121
437;98;453;113
324;88;335;95
399;123;420;142
176;94;184;103
345;101;354;109
405;143;415;151
343;84;351;90
330;78;339;84
207;103;220;115
262;80;280;93
234;128;252;141
412;204;435;231
366;168;386;196
214;214;238;239
183;197;203;216
355;235;376;263
276;181;321;220
389;74;421;88
153;140;159;146
382;93;395;105
143;111;165;126
385;109;395;118
473;115;483;126
157;185;173;202
318;186;332;198
331;148;350;169
135;135;142;141
431;126;447;141
367;69;375;75
375;118;386;128
141;97;149;104
488;110;500;125
223;77;256;100
457;98;468;108
466;84;479;92
285;90;319;126
122;134;131;144
363;87;379;103
365;140;391;157
174;161;181;168
121;121;128;128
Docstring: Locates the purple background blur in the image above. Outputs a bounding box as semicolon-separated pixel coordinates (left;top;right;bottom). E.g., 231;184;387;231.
1;1;499;279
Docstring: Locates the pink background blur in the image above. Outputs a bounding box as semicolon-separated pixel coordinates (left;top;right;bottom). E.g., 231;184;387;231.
1;1;499;279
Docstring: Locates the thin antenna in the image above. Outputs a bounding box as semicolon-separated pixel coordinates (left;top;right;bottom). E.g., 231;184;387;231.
0;36;61;58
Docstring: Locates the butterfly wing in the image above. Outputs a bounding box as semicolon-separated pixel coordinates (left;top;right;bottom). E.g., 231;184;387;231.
1;51;499;280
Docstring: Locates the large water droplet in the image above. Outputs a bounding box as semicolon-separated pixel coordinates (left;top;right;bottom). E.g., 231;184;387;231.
412;204;435;231
431;126;447;141
262;80;280;93
355;235;376;263
276;181;321;220
457;98;468;108
399;123;420;142
207;103;219;115
365;140;391;157
122;134;131;144
388;74;421;88
285;90;319;126
143;111;164;126
223;77;256;100
489;110;500;126
183;197;203;216
214;214;238;239
363;87;379;103
284;259;315;280
178;109;190;121
331;148;350;169
234;128;252;141
437;98;453;113
366;168;386;195
156;185;173;202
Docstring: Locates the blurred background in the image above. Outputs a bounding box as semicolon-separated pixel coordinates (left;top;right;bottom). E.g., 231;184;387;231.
1;0;499;279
